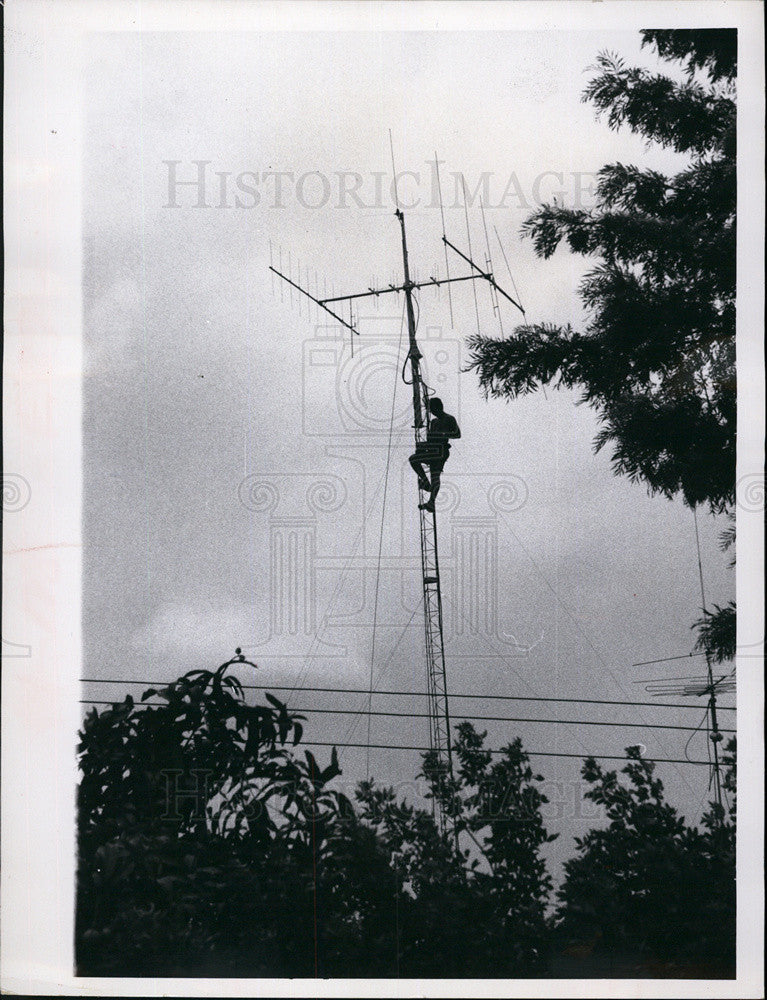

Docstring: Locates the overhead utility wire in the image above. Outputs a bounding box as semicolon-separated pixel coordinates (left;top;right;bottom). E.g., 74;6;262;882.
260;732;711;767
632;652;708;667
494;509;703;801
74;702;713;766
79;699;734;735
296;740;711;766
79;682;735;713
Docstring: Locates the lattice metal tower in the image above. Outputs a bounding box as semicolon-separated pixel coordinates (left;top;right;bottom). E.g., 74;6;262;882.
395;207;455;827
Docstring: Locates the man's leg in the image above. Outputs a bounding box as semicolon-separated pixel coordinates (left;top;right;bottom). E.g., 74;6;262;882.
429;467;442;504
409;453;431;493
419;460;444;511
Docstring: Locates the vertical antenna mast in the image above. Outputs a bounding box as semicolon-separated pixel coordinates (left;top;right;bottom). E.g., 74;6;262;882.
390;133;424;434
434;153;455;329
392;135;454;833
269;146;525;843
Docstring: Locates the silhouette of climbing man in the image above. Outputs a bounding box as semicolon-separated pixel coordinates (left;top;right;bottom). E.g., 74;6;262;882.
409;397;461;512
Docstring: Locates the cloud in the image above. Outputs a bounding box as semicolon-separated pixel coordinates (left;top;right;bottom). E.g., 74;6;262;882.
130;598;267;664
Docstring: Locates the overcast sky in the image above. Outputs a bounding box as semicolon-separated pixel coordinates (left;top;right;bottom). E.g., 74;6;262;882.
81;29;736;873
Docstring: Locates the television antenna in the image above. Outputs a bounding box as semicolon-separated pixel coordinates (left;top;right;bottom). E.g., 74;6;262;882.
269;141;524;839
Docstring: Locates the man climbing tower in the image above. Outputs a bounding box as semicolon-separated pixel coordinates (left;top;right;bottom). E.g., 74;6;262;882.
409;397;461;513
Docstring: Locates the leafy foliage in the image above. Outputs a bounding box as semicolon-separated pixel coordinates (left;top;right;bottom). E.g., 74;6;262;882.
467;30;736;514
77;662;735;977
718;510;736;566
693;600;737;663
555;743;736;974
77;670;555;977
642;29;737;84
77;664;369;976
357;723;558;975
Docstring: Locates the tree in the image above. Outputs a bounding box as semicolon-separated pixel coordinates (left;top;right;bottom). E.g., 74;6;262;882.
77;656;387;976
467;30;737;658
468;29;735;511
555;743;736;976
78;658;737;977
358;722;558;976
693;510;736;663
77;671;558;977
693;599;736;663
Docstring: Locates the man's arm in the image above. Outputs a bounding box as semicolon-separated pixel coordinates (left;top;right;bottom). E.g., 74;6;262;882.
447;415;461;439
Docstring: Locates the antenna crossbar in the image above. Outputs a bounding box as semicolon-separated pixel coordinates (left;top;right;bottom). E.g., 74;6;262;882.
443;236;525;315
318;272;480;306
268;265;361;335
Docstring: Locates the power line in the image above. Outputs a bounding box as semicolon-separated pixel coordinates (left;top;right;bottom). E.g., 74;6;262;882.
632;652;708;667
295;740;711;766
74;703;713;766
79;679;736;712
258;730;713;767
78;699;735;735
258;706;736;734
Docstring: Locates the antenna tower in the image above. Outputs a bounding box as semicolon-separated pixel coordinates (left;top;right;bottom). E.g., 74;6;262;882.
641;667;734;817
270;151;523;838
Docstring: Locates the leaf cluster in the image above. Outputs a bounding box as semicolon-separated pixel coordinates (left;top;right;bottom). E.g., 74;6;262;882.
556;742;736;971
467;30;736;513
77;664;736;977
